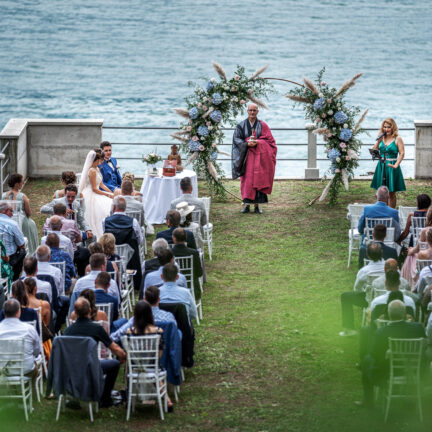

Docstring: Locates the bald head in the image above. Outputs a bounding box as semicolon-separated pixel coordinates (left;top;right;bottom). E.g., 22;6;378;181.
385;259;398;272
50;215;62;231
36;245;50;262
366;242;383;262
388;300;406;321
376;186;389;203
74;297;91;319
247;103;259;122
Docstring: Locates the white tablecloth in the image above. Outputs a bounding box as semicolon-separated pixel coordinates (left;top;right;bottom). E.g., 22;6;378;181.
140;169;198;224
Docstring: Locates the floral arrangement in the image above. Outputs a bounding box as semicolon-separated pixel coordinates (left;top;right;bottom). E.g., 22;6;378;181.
287;68;369;204
172;62;273;197
142;152;163;165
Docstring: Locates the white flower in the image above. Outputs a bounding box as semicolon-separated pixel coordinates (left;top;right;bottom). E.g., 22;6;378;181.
328;110;333;115
210;77;216;83
336;157;341;163
224;85;229;90
208;125;213;130
318;93;323;97
233;96;238;102
343;123;348;128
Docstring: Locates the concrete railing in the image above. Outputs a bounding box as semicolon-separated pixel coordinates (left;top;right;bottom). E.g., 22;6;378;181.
0;118;430;182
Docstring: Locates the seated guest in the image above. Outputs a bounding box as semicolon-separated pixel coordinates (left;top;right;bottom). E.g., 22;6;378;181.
112;285;176;343
22;257;53;304
2;173;38;254
340;243;385;336
357;186;401;240
177;202;204;250
139;238;169;300
413;227;432;297
70;289;109;325
117;180;146;226
0;202;26;280
124;300;174;411
371;259;411;293
99;141;122;192
359;300;425;408
41;215;74;259
370;270;416;321
398;193;430;243
0;280;38;324
72;253;120;303
52;171;83;199
45;233;76;295
156;210;197;250
114;172;142;198
0;299;40;375
42;202;89;277
99;233;121;263
103;196;142;290
84;242;119;277
24;278;51;327
358;224;397;269
65;297;126;408
35;245;63;296
144;248;187;291
376;290;415;322
93;271;127;331
159;263;197;322
170;177;207;226
41;184;94;242
172;228;203;300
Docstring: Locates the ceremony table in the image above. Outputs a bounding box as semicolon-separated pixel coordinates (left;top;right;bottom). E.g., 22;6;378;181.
140;169;198;224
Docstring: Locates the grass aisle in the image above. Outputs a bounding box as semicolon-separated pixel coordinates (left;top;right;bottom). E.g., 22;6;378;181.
3;179;432;431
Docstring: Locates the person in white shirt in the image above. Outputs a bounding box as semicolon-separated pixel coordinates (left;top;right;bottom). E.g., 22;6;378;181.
22;257;53;303
0;299;40;375
35;245;63;296
41;215;74;259
340;243;385;336
370;270;416;318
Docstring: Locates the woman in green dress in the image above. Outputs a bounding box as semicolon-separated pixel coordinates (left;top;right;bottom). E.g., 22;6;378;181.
1;173;39;254
370;118;406;208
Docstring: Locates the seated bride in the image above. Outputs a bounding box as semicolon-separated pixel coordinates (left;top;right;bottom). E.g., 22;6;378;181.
79;149;114;239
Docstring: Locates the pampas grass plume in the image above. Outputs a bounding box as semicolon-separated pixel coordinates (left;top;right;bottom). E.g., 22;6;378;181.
303;77;320;96
173;108;190;119
286;94;311;104
250;65;268;80
353;108;369;134
211;61;227;80
335;73;363;98
248;95;268;109
184;151;199;168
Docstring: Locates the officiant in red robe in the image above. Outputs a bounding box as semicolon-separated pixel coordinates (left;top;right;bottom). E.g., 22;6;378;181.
232;103;277;214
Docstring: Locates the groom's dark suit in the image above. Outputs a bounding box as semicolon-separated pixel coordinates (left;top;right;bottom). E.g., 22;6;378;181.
99;157;122;191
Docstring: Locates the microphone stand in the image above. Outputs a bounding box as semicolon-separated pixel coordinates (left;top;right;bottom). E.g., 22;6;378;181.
369;147;388;187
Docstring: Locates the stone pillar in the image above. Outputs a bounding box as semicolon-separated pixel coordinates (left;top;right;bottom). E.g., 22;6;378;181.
305;125;320;180
414;120;432;179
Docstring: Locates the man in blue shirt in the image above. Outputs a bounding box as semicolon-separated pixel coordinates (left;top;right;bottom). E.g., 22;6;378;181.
0;202;26;280
144;248;187;291
358;186;400;239
45;233;76;294
160;263;197;322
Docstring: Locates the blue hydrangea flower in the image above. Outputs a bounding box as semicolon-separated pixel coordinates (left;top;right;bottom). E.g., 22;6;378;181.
189;107;199;120
189;140;201;152
339;128;352;141
313;98;325;111
210;110;222;123
210;151;218;162
328;148;341;162
334;111;348;124
206;81;214;92
197;125;209;137
212;93;223;105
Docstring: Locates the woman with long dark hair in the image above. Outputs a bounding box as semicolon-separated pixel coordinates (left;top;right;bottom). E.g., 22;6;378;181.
370;118;406;208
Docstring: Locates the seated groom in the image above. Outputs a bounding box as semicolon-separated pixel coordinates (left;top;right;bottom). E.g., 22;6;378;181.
358;186;401;241
99;141;122;192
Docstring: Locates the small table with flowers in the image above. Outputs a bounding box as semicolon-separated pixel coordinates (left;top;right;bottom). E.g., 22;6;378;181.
140;169;198;224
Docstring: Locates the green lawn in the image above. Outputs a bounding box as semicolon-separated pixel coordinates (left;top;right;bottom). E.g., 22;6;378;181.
2;178;432;431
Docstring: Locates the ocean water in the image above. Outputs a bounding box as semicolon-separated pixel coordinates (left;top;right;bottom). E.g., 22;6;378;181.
1;0;431;177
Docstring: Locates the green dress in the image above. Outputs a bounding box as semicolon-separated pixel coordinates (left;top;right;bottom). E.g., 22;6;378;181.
370;140;406;192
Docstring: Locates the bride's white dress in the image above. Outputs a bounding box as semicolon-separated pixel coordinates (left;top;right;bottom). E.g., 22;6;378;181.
81;169;112;239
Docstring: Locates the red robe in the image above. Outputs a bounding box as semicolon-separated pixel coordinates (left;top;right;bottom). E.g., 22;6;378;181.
240;121;277;201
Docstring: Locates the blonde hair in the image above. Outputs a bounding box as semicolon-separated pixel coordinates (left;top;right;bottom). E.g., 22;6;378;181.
427;228;432;246
426;207;432;227
379;118;398;139
99;233;116;256
123;172;135;184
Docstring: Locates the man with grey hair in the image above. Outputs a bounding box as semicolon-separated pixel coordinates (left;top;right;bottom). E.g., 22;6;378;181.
357;185;400;239
0;202;26;281
359;299;425;407
0;299;41;375
40;215;74;259
35;245;63;296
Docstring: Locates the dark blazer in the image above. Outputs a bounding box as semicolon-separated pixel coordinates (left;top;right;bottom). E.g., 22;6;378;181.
156;226;197;250
172;243;202;300
99;158;122;192
358;241;398;268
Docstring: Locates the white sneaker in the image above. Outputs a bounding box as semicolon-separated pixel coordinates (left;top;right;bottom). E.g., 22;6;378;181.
339;329;358;337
